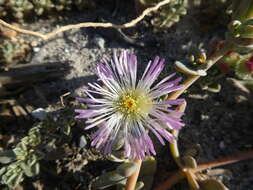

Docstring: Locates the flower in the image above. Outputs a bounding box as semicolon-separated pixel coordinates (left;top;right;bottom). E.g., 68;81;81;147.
75;51;185;159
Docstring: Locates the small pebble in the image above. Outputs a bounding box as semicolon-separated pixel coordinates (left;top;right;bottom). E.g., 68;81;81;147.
33;47;40;52
219;141;225;149
79;135;87;148
201;114;209;120
31;108;47;120
93;34;105;49
89;52;96;60
31;41;39;47
64;48;70;53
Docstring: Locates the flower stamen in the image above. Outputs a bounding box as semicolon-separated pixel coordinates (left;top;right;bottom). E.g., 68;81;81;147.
123;97;137;112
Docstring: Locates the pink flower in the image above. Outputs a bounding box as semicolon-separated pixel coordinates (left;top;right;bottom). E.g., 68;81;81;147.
75;51;185;159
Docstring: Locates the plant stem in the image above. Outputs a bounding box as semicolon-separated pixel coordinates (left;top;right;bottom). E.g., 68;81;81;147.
125;159;142;190
169;130;181;166
169;102;187;168
194;149;253;173
168;41;231;168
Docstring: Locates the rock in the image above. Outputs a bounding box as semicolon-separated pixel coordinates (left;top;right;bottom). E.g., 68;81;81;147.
33;47;40;52
31;108;47;120
201;114;209;120
93;34;105;49
79;135;87;148
64;48;70;53
219;141;225;149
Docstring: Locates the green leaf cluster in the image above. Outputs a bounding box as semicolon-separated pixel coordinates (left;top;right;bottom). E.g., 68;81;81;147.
138;0;187;31
0;125;43;188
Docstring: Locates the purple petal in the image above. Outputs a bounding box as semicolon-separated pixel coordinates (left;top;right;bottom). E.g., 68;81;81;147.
154;98;185;105
76;97;96;103
74;109;100;119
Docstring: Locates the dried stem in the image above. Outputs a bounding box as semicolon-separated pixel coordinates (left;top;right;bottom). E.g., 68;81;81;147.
125;159;142;190
0;0;171;41
155;149;253;190
194;149;253;173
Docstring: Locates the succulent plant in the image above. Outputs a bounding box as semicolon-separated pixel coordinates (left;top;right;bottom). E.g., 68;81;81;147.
151;0;187;30
0;163;24;188
173;43;224;93
0;0;95;21
0;125;43;188
0;114;76;188
226;0;253;53
136;0;187;31
0;39;30;65
0;150;16;164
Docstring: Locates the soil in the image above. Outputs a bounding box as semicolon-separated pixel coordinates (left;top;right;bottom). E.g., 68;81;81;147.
0;1;252;190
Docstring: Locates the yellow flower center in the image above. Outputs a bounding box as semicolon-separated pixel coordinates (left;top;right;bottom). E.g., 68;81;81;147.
116;90;153;117
123;97;137;112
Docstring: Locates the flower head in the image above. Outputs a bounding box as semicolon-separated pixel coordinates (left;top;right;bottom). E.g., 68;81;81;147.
75;51;185;159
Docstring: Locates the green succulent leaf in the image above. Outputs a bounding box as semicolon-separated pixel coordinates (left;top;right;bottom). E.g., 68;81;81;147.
107;151;126;162
138;157;157;190
0;167;7;176
5;171;24;188
0;164;24;188
135;181;145;190
200;179;229;190
116;181;144;190
0;150;17;164
93;171;127;189
116;162;139;177
182;156;198;168
139;156;157;176
20;161;40;177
